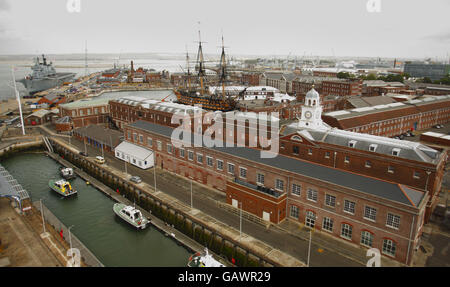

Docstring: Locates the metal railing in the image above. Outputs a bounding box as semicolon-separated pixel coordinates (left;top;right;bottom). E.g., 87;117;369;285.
32;200;104;267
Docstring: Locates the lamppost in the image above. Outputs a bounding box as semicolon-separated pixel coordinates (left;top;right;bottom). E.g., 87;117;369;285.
190;177;193;209
239;202;242;241
68;225;74;265
307;229;312;267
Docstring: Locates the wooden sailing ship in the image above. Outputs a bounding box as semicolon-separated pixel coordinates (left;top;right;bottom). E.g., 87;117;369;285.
174;32;237;111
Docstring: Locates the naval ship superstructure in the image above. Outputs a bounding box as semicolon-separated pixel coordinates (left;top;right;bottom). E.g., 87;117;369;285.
18;55;76;94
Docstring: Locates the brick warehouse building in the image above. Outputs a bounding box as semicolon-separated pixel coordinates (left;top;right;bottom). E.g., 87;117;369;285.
58;98;110;131
109;93;446;223
121;119;428;265
322;95;450;137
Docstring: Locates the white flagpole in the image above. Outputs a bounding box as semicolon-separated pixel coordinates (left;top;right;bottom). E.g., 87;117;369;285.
11;66;25;135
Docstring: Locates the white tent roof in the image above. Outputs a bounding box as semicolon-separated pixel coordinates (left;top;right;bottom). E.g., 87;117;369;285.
115;141;153;161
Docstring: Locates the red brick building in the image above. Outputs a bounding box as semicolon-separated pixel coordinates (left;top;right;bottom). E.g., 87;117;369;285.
58;98;110;130
122;119;428;265
241;72;262;86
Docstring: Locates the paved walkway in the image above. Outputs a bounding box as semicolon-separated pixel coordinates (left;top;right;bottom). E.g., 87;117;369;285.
0;198;61;266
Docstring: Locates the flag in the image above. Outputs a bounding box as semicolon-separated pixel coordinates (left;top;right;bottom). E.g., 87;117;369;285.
116;188;120;194
231;258;235;265
59;229;63;239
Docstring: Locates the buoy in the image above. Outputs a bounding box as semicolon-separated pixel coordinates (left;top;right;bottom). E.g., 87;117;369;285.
86;181;90;185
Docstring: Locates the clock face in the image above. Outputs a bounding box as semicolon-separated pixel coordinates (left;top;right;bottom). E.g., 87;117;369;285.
305;111;312;119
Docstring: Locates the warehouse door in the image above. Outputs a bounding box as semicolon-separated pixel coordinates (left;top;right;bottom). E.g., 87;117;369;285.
262;211;270;222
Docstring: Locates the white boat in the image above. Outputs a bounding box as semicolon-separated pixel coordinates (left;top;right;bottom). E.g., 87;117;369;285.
113;203;149;229
187;248;225;267
60;167;75;179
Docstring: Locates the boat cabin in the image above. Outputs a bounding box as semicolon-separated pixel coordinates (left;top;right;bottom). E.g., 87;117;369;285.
121;206;143;221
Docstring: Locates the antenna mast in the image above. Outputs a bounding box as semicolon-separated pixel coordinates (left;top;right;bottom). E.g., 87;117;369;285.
11;66;25;135
84;40;88;77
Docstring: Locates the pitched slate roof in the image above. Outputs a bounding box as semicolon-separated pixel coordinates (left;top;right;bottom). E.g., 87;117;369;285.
128;120;425;207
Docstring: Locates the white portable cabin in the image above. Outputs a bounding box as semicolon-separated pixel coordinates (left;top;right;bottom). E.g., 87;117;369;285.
114;141;154;169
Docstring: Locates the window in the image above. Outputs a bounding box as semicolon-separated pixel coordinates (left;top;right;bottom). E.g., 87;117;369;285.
127;130;131;140
325;194;336;208
364;206;377;221
325;151;330;159
292;184;301;196
382;239;396;257
206;156;213;167
307;188;318;202
197;153;203;164
239;167;247;179
147;137;153;147
156;141;162;151
308;148;312;155
257;173;265;185
133;133;138;142
341;223;352;240
365;160;372;168
275;179;284;191
305;211;316;228
348;140;357;148
343;200;355;214
290;205;299;219
322;217;333;232
180;148;185;158
188;150;194;161
388;166;395;173
167;144;172;154
392;148;401;156
386;213;401;229
413;171;420;179
228;163;235;174
293;146;299;155
360;231;374;247
217;160;223;171
344;156;350;163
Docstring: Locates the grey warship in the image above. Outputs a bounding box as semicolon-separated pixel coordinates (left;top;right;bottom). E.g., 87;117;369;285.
18;55;76;94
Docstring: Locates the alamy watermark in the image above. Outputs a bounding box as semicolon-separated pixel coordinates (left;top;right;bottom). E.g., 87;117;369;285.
366;0;381;13
170;106;280;158
66;0;81;13
66;248;81;267
366;248;381;267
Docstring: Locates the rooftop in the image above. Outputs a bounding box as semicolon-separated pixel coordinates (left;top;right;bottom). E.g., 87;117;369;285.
127;120;425;208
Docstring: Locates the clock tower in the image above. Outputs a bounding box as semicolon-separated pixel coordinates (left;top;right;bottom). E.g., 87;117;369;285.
298;86;326;129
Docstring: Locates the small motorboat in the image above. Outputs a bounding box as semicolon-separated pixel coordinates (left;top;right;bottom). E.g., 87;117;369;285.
187;248;225;267
49;179;77;197
113;203;149;230
60;167;76;179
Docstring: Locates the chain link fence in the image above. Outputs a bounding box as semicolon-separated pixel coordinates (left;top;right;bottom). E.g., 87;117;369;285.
33;201;104;267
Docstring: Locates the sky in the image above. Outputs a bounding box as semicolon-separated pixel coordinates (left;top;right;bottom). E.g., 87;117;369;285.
0;0;449;59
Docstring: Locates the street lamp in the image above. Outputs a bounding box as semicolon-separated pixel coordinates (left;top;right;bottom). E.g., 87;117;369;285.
68;225;74;265
239;202;242;242
190;178;193;209
307;229;312;267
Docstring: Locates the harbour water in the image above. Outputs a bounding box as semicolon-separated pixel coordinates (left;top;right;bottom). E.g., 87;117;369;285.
0;53;186;100
1;152;191;267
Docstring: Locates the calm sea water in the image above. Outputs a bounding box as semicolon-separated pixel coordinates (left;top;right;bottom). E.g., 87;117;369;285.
2;152;191;267
0;53;186;100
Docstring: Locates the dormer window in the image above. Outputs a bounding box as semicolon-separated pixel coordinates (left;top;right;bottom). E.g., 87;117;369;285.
348;140;357;148
369;144;378;152
392;148;401;156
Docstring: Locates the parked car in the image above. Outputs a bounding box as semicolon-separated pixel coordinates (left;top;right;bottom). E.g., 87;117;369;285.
407;131;415;137
399;134;405;140
79;151;88;156
130;176;142;183
433;124;441;129
95;156;105;164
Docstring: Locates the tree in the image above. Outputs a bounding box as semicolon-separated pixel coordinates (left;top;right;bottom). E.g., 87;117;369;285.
422;77;432;83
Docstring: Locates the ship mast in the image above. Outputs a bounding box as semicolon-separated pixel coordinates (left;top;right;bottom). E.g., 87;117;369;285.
196;30;206;95
219;34;227;100
185;45;191;91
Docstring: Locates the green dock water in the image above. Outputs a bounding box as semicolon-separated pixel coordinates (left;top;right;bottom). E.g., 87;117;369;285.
2;152;191;267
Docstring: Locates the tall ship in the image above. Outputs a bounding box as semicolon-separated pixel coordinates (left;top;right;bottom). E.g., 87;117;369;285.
18;54;76;94
174;33;237;111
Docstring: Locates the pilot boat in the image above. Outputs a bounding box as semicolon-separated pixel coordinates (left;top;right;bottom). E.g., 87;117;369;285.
48;179;77;197
60;167;76;179
187;248;225;267
113;203;149;229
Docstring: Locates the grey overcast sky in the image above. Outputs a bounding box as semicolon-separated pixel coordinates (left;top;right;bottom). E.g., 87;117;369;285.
0;0;449;59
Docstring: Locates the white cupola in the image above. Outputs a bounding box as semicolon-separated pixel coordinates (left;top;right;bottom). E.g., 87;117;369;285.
298;85;326;129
